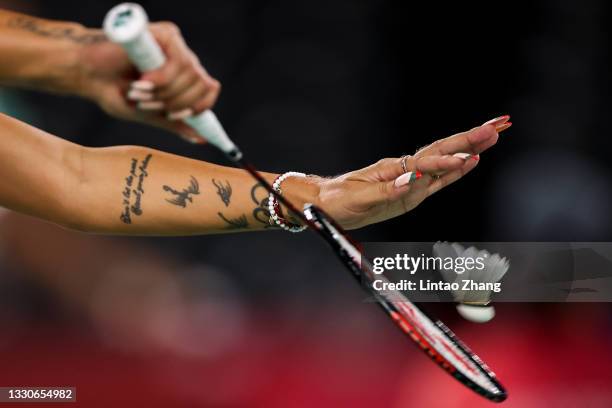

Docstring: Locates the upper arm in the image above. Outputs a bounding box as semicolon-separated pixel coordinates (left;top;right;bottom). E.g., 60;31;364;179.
0;112;84;226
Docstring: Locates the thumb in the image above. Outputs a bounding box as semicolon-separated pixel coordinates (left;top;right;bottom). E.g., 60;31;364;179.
388;170;424;199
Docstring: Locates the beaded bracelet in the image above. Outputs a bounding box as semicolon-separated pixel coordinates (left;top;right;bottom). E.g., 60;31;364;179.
267;172;308;233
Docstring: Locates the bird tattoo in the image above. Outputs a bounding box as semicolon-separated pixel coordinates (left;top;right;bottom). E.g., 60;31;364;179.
163;176;200;208
212;179;232;207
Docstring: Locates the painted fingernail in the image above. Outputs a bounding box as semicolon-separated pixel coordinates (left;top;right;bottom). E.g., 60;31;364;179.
168;108;194;121
483;115;510;127
394;171;422;188
472;154;480;161
131;80;155;91
453;152;472;160
127;89;154;101
137;101;165;111
496;122;512;133
181;134;204;144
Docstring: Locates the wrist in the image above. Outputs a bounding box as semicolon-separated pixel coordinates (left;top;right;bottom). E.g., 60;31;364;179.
54;25;87;95
71;28;111;100
21;21;110;99
8;18;92;95
276;174;323;225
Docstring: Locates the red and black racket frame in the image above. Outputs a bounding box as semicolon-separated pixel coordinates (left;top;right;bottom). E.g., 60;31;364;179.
235;157;506;402
302;204;508;403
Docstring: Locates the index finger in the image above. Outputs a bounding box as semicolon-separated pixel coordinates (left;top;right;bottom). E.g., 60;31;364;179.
424;115;511;156
433;125;497;155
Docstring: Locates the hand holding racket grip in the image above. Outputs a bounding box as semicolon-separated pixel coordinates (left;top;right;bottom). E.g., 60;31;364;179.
103;3;242;160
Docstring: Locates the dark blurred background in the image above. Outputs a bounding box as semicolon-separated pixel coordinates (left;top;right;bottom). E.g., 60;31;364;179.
0;1;611;407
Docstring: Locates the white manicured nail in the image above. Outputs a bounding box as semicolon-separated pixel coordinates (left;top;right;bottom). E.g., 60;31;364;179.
180;134;204;144
168;108;194;121
127;89;154;101
131;80;155;91
138;101;165;111
394;171;422;188
453;152;472;160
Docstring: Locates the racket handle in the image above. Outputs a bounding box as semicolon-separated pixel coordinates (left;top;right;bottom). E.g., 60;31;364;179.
103;3;242;160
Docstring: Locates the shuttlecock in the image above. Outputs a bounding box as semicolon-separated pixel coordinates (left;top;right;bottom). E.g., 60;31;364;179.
433;242;509;323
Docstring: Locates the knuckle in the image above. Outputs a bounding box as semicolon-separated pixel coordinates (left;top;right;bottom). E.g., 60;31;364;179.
379;182;388;196
376;158;393;168
207;93;218;105
188;52;201;65
378;183;392;202
205;80;221;98
159;21;180;35
189;52;202;64
197;96;216;112
179;57;193;70
193;99;210;114
375;158;387;166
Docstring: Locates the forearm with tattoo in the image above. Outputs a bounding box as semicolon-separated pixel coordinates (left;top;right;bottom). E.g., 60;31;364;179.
5;15;105;44
0;10;99;93
87;144;317;234
0;113;319;235
119;154;152;224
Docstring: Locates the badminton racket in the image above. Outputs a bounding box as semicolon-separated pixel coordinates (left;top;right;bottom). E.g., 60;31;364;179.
103;3;507;402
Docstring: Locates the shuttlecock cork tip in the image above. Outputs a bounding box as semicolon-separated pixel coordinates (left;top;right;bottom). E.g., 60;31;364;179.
457;304;496;323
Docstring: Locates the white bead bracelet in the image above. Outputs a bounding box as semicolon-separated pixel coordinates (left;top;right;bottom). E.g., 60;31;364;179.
268;172;307;233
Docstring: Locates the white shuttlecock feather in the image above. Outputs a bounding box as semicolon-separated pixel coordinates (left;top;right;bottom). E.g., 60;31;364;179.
433;242;509;323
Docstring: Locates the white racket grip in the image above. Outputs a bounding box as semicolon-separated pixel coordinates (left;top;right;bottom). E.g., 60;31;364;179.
185;111;239;156
103;4;164;71
103;3;242;159
122;29;165;72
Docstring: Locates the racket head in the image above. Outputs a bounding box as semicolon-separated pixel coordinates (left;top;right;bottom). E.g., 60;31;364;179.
303;204;507;402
